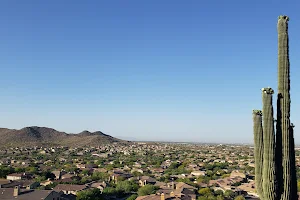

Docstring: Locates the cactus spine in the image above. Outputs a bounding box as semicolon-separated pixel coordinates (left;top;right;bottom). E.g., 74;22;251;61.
253;109;264;198
262;88;277;200
253;15;297;200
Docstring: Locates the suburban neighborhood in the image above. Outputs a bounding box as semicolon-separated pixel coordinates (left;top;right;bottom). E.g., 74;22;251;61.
0;142;290;199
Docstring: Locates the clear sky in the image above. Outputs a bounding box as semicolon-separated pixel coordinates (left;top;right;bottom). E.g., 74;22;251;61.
1;0;300;144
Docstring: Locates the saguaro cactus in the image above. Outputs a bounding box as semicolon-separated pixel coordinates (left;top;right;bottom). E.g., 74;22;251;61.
253;109;264;198
262;88;277;200
276;15;297;200
253;15;297;200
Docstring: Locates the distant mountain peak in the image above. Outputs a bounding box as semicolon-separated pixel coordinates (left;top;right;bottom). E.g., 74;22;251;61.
21;126;58;132
78;130;92;135
78;130;108;136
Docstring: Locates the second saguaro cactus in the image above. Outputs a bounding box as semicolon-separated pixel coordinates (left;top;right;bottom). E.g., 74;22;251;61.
262;87;277;200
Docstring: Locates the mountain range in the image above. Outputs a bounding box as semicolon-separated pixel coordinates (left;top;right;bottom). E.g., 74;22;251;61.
0;126;128;148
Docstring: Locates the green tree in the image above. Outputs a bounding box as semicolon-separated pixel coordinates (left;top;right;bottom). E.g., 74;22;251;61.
105;164;114;171
224;190;235;199
102;187;117;195
234;195;246;200
127;194;138;200
221;174;230;178
15;167;25;173
198;188;213;197
132;171;143;177
76;188;104;200
214;190;224;196
91;172;109;181
116;180;139;194
0;166;14;178
82;169;90;176
216;195;225;200
137;185;158;196
26;166;38;174
168;162;179;169
198;195;216;200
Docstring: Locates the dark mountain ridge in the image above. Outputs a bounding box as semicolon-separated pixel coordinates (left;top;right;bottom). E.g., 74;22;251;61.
0;126;127;147
78;130;109;137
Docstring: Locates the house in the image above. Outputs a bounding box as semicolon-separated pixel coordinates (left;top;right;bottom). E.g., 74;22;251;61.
230;170;246;179
76;164;86;169
197;182;208;188
137;182;197;200
134;162;142;168
151;168;164;174
209;175;244;190
0;186;62;200
61;173;75;180
138;176;157;186
39;150;47;154
59;157;67;162
20;180;40;189
190;170;206;177
6;173;33;181
0;158;11;166
109;171;132;183
6;174;23;181
136;194;169;200
154;181;169;189
0;179;12;186
237;181;257;196
21;160;31;166
188;164;198;169
54;184;87;195
209;178;234;189
40;179;53;187
93;168;107;173
131;168;144;174
175;182;196;192
85;163;97;169
91;181;107;193
52;170;63;180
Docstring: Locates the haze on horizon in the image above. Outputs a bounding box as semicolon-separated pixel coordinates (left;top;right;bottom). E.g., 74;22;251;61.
1;1;300;144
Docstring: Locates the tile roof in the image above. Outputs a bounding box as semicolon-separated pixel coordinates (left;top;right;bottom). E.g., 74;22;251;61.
0;188;58;200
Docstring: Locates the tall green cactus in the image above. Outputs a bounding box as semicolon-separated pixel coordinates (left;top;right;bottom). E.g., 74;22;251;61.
276;15;297;200
253;15;298;200
262;88;277;200
253;109;264;198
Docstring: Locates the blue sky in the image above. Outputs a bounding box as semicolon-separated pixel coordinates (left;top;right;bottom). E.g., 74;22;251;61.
1;0;300;144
